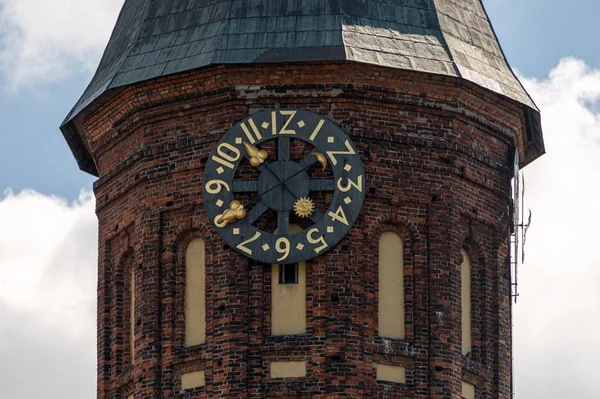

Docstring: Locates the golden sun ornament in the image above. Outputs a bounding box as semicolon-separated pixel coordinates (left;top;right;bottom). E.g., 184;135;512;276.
293;197;315;218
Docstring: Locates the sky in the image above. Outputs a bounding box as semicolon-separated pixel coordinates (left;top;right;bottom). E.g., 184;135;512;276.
0;0;599;397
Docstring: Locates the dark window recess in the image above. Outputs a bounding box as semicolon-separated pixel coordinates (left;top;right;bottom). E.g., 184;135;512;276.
279;263;299;285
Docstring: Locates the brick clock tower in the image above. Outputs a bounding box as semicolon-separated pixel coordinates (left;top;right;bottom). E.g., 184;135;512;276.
61;1;545;398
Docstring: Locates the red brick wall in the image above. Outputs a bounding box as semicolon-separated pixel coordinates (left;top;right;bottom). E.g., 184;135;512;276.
84;62;524;398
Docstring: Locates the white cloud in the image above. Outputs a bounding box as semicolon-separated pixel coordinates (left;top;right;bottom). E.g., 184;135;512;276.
0;0;124;90
515;58;600;398
0;189;97;398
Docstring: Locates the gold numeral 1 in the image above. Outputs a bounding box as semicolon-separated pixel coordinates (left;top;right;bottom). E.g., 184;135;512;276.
309;119;325;141
307;228;328;254
236;232;261;255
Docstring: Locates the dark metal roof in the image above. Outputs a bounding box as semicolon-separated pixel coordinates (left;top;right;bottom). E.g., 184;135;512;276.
61;0;543;176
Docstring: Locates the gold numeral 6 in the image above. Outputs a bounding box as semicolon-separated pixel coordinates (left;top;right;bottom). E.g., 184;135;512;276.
205;180;230;194
276;237;291;262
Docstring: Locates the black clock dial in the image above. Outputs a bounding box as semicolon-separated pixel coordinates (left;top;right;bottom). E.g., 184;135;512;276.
202;109;365;264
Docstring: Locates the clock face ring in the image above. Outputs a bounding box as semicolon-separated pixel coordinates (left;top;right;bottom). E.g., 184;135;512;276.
202;109;365;264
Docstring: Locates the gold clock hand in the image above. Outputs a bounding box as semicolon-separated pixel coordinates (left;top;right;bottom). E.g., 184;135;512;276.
243;142;268;167
262;152;327;205
275;152;327;187
240;151;330;213
215;200;247;227
244;140;305;203
246;151;328;205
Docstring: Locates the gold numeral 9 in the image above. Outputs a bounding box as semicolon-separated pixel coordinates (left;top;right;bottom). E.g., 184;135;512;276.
307;228;328;254
205;180;230;194
276;237;291;261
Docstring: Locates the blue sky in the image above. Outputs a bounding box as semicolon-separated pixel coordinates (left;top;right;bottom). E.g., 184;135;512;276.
0;78;95;198
487;0;600;78
2;1;600;398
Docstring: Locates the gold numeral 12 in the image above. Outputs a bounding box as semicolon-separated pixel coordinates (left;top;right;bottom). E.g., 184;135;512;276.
272;110;297;135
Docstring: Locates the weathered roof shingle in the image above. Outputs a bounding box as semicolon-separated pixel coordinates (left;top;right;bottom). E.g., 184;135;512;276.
62;0;543;175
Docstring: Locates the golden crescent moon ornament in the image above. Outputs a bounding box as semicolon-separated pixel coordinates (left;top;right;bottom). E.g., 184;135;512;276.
312;152;327;171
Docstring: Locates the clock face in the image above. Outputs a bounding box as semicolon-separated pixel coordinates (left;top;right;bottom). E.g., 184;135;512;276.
202;109;365;264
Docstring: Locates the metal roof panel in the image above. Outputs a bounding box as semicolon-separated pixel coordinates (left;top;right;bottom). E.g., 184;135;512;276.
61;0;543;175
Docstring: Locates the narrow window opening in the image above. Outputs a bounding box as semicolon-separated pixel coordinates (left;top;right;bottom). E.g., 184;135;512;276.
129;264;135;365
461;249;472;355
462;381;476;399
279;263;299;285
378;231;405;339
185;238;206;346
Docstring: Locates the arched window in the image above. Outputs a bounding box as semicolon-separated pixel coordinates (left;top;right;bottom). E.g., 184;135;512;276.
461;249;472;355
272;225;306;335
114;253;135;370
185;238;206;346
378;232;405;339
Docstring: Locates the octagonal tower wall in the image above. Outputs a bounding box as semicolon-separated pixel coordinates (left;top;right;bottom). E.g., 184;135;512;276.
86;62;522;398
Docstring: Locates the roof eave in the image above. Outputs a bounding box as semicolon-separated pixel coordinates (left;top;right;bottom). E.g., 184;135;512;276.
60;119;98;176
60;60;544;176
522;105;546;168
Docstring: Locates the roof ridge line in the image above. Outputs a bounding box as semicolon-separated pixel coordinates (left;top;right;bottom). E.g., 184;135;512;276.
430;0;462;78
338;0;348;61
211;0;235;65
477;0;539;112
105;0;156;92
60;0;544;175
